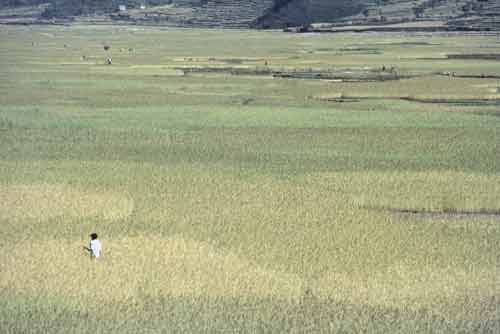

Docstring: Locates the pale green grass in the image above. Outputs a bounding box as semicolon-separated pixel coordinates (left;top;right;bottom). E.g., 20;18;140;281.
0;26;499;333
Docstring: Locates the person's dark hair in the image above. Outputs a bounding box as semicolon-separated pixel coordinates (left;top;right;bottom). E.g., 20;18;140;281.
90;233;98;240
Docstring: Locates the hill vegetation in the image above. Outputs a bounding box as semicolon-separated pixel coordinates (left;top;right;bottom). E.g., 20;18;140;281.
0;0;45;6
0;0;499;30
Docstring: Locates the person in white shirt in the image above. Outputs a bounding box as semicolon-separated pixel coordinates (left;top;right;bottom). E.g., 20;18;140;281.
86;233;102;259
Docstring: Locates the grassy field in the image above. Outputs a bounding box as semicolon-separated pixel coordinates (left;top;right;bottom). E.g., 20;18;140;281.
0;25;499;333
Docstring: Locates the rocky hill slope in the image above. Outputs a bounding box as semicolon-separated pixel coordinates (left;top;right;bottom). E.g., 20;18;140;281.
254;0;500;30
0;0;499;30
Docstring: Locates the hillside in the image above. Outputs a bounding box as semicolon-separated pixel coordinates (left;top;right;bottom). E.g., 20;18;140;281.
254;0;500;30
0;0;499;30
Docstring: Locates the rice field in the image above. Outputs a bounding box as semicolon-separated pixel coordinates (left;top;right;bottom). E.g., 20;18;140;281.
0;25;499;333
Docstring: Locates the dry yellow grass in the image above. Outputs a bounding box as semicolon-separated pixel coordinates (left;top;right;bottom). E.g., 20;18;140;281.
0;236;305;304
314;265;498;309
1;25;499;333
0;184;134;222
3;234;494;315
301;171;500;212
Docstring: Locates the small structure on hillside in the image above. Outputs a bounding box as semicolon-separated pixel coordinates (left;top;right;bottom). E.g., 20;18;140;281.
140;4;146;10
118;4;127;12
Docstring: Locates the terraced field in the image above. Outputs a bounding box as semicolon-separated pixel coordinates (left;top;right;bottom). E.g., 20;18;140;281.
1;0;500;29
0;25;499;333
